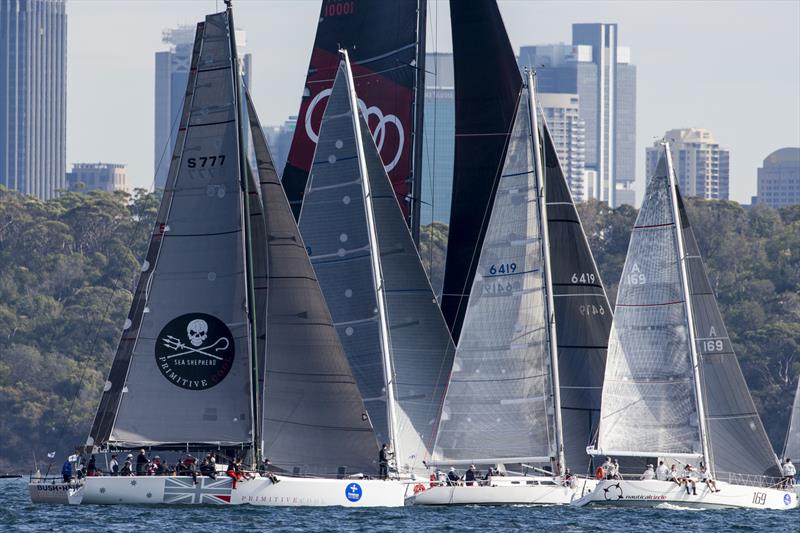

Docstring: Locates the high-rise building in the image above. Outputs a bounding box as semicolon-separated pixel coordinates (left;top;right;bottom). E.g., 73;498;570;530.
646;128;730;200
420;52;455;226
263;116;297;176
754;147;800;208
0;0;67;200
519;23;637;207
154;25;251;188
66;162;129;193
539;93;587;202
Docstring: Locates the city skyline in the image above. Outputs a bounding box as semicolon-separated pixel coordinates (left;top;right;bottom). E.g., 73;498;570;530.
63;1;800;205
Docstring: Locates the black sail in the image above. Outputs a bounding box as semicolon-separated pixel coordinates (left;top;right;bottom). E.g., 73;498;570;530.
676;192;781;478
541;123;612;472
245;92;379;475
440;0;522;342
282;0;425;233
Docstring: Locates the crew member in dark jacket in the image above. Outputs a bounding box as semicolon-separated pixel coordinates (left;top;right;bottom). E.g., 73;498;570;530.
135;449;148;476
378;443;391;480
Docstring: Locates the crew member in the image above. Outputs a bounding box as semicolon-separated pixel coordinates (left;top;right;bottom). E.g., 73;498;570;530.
61;459;72;483
378;443;391;480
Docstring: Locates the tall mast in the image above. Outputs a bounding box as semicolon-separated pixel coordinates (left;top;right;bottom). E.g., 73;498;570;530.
342;50;401;472
664;142;712;474
527;71;566;476
409;0;427;244
227;1;261;464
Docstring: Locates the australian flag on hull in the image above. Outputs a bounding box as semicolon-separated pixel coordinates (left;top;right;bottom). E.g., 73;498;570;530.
282;0;426;234
163;477;233;505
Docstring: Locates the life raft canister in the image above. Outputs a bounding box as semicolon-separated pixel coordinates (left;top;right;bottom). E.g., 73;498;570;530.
595;466;605;480
414;483;426;494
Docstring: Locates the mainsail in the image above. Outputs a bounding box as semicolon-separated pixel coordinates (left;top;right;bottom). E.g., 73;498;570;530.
282;0;426;236
785;381;800;461
299;56;455;474
596;145;781;478
596;151;703;459
440;0;523;343
244;92;379;476
676;191;781;478
88;12;255;448
433;84;559;465
541;122;612;471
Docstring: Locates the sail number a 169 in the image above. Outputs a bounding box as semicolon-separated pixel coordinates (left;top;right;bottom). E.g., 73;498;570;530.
187;155;225;168
489;263;517;276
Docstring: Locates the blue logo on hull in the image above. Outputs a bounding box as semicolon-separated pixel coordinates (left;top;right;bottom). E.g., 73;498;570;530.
345;483;363;502
784;493;792;506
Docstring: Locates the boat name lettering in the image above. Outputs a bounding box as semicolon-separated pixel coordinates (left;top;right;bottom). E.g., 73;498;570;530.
35;484;70;492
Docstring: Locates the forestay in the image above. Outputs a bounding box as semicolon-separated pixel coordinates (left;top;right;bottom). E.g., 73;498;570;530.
676;192;781;478
245;92;379;476
596;153;702;458
785;381;800;461
541;122;612;471
88;12;254;448
299;62;455;473
434;91;557;464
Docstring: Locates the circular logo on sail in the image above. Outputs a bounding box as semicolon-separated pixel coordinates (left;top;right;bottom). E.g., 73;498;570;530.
345;482;362;502
155;313;235;390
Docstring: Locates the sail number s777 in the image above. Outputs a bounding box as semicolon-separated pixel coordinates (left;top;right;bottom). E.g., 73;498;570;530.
187;155;226;168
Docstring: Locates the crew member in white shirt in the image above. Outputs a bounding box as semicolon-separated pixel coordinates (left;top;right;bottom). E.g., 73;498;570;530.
782;458;796;488
640;464;655;480
656;461;670;481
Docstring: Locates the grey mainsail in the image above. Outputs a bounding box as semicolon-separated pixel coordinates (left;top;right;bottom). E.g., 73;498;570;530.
676;192;781;478
88;12;254;448
433;89;558;465
245;91;379;475
596;152;703;458
541;122;612;471
785;381;800;461
299;58;455;474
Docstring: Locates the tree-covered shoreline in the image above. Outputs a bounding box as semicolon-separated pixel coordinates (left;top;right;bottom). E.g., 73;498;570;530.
0;187;797;472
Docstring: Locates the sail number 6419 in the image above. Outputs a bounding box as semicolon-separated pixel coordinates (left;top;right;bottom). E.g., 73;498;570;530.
489;263;517;276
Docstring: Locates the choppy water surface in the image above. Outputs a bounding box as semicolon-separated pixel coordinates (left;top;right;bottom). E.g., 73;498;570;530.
2;479;792;532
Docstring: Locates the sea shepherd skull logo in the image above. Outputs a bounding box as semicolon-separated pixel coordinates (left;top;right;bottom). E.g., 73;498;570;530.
155;313;235;390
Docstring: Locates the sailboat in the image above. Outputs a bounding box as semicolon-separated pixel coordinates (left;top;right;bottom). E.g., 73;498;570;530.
578;142;797;510
30;5;406;507
298;51;456;483
411;71;602;506
783;380;799;495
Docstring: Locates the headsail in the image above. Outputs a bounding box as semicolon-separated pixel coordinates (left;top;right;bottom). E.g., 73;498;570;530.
441;0;522;343
299;57;455;474
785;381;800;461
244;91;379;476
282;0;426;236
433;87;559;465
676;192;781;478
541;121;612;471
88;12;254;448
596;151;703;459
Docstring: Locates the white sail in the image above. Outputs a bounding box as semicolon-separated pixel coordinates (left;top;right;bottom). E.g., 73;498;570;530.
596;151;703;459
785;380;800;461
433;87;559;465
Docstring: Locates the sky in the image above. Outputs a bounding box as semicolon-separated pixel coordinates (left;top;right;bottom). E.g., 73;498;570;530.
65;0;800;205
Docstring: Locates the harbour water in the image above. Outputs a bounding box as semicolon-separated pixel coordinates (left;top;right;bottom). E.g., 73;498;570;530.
4;480;793;532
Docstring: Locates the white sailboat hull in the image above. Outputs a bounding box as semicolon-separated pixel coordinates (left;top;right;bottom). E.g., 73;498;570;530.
410;476;596;506
574;479;797;510
29;481;83;505
30;475;407;507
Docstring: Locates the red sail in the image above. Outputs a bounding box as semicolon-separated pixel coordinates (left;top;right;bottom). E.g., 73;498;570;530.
282;0;425;227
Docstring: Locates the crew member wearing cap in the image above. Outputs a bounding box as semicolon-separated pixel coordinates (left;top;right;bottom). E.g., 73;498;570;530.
640;464;655;480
